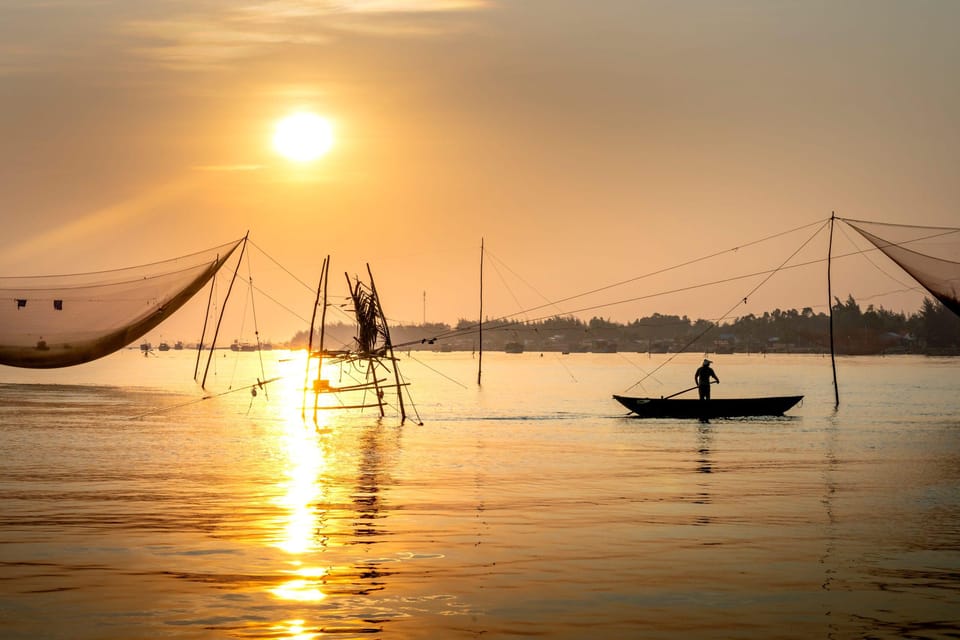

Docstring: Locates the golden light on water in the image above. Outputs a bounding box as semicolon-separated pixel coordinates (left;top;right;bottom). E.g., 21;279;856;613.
275;416;327;555
262;353;393;622
265;381;338;613
275;619;315;640
270;578;328;602
272;112;334;162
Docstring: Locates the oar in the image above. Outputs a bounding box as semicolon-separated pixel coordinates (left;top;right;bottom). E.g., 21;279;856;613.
662;380;715;400
662;385;697;400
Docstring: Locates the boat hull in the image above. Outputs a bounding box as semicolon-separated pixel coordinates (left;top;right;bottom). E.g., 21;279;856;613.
613;394;803;419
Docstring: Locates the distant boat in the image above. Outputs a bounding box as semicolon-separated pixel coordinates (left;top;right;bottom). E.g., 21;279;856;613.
173;341;184;350
592;339;618;353
613;394;803;419
504;341;524;353
157;342;170;352
139;342;151;352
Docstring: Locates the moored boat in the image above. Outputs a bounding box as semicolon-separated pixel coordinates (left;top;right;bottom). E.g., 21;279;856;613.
613;394;802;419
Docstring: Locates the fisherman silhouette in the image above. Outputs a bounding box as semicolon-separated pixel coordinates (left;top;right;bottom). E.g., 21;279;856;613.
694;359;719;400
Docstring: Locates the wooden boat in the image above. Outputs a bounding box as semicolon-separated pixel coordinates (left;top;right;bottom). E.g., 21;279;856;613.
613;394;803;419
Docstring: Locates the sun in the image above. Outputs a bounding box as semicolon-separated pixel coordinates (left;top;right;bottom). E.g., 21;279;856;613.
272;112;334;162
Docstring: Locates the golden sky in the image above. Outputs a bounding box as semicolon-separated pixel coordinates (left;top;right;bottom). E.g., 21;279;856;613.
1;0;958;339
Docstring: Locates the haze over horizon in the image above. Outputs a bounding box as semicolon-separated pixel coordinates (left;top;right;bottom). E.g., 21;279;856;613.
2;1;958;342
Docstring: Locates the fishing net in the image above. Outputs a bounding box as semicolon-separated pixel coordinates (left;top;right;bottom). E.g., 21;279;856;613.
0;238;244;368
845;219;960;316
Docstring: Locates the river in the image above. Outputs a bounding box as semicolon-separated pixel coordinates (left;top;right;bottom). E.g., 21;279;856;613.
1;351;958;638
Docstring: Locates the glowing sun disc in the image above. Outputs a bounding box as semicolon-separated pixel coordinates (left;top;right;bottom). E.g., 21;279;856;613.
273;113;334;162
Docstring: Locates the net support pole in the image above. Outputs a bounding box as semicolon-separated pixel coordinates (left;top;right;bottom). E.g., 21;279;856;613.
302;256;328;420
827;213;840;409
478;237;484;387
367;263;406;423
194;260;218;382
202;232;249;390
312;257;332;424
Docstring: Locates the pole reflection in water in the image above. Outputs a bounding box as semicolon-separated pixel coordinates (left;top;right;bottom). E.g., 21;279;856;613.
352;426;384;542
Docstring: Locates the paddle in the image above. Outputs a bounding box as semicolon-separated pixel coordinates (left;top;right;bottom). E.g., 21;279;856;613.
662;380;715;400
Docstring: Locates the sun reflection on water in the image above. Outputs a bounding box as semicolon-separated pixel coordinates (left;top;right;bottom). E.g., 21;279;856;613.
259;368;404;636
274;414;327;555
265;395;337;619
274;619;315;640
270;577;327;602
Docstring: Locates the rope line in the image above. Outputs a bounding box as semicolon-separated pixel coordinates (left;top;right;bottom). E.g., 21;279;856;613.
391;226;926;350
0;238;245;280
406;354;469;389
247;239;317;293
246;255;269;401
393;218;831;348
837;222;918;294
126;376;281;420
496;218;827;322
624;219;831;391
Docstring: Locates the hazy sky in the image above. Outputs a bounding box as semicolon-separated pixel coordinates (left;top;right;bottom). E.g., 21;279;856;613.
1;0;958;340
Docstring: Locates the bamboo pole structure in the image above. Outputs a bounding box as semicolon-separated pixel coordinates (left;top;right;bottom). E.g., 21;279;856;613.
367;263;406;423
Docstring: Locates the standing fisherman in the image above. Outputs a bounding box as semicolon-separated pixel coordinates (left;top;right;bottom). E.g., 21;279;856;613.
694;359;719;400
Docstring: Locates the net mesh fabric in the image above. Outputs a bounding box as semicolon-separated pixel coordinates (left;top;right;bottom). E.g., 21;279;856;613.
0;238;243;368
846;219;960;316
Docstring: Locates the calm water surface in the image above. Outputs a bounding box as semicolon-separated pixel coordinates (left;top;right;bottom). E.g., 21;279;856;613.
1;352;959;639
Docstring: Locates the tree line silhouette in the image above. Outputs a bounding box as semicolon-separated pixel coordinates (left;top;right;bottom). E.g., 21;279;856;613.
289;297;959;355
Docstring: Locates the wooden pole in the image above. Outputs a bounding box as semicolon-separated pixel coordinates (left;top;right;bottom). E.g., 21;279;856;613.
312;259;331;423
478;237;484;386
827;213;840;409
302;256;327;419
367;264;405;422
194;260;218;382
345;272;382;416
318;257;331;363
202;232;248;390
